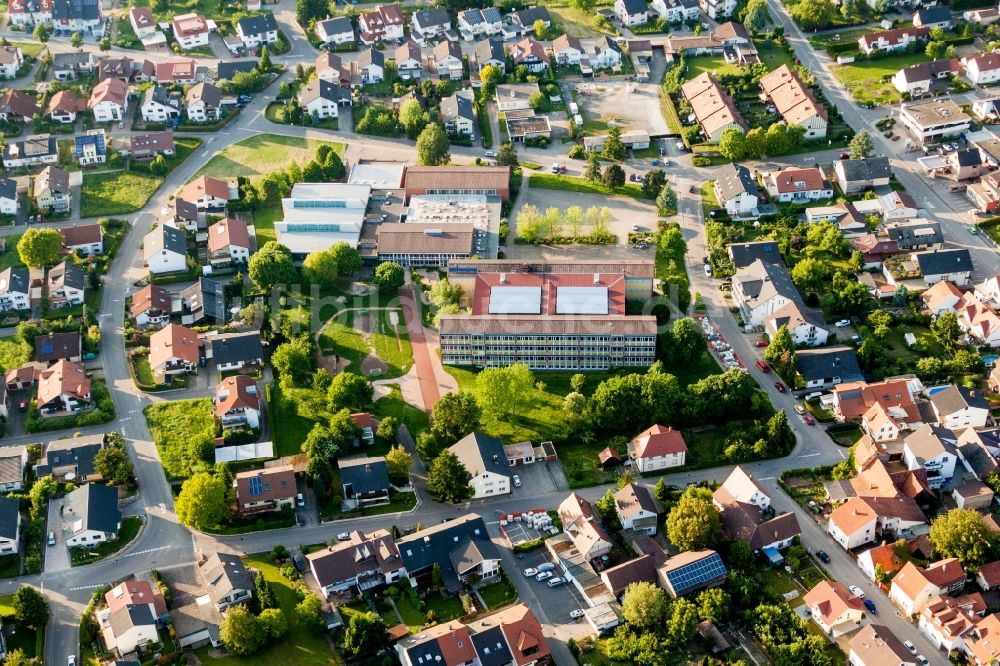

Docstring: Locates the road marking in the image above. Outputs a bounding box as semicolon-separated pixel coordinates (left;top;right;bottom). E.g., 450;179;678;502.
839;449;846;459
758;476;775;481
69;583;106;591
801;453;822;458
124;546;168;558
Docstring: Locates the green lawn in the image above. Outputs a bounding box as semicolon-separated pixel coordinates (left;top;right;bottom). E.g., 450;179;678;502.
0;593;15;617
251;203;283;247
478;579;518;609
685;55;742;81
144;398;216;478
701;181;721;216
196;554;340;665
195;134;344;183
546;3;611;37
528;173;651;199
0;234;23;271
831;53;929;105
80;171;165;218
369;309;412;378
11;41;44;58
71;516;143;565
318;315;370;372
0;335;31;372
757;41;797;72
425;594;464;623
372;385;430;436
132;356;157;387
270;382;318;458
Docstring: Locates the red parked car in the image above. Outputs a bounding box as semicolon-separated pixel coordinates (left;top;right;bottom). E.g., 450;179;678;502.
755;360;770;372
803;414;815;425
754;340;769;348
774;382;786;393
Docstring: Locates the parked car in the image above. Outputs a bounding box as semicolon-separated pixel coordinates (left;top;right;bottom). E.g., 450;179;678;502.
864;599;877;615
704;264;712;277
47;532;55;546
570;609;586;619
296;493;305;507
849;585;864;598
903;641;916;654
513;474;521;487
68;657;76;666
802;414;815;425
834;319;851;328
485;151;497;159
839;152;850;159
537;562;555;573
536;571;554;582
916;656;928;666
292;554;306;572
18;400;27;412
755;360;770;372
815;550;830;563
551;162;560;173
337;532;350;541
774;382;786;393
754;339;769;348
631;224;640;231
523;567;538;577
793;404;806;415
547;577;566;588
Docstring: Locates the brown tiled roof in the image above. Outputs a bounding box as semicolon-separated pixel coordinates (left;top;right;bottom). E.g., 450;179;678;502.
804;580;863;625
404;166;509;192
59;223;101;248
0;89;39;118
492;604;550;666
89;77;128;108
600;554;659;596
149;323;200;369
768;166;829;193
207;218;250;253
214;375;258;417
37;359;90;407
46;90;84;115
181;175;230;201
631;424;687;458
172;12;209;37
131;284;171;318
234;464;296;504
105;580;168;617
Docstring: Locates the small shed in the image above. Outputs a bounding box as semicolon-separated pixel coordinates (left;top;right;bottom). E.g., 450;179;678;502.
598;447;622;469
504;441;535;466
540;440;557;462
953;479;995;511
762;546;784;565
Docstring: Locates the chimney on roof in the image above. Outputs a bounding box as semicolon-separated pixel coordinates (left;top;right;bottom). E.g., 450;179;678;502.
500;273;506;283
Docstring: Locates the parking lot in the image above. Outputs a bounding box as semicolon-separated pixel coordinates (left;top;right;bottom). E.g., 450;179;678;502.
514;548;593;634
508;459;568;498
570;54;671;138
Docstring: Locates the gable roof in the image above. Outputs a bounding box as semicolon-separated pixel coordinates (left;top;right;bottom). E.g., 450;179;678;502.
449;432;512;479
306;528;403;589
614;482;658;519
186;81;221;108
714;162;760;202
180;175;231;202
474;37;505;64
630;424;686;458
200;552;254;603
915;248;972;276
237;11;277;35
837;156;892;182
210;331;262;366
795;346;864;383
804;580;863;625
235;464;296;504
214;374;258;416
144;224;187;258
893;559;965;601
34;434;104;479
131;284;171;318
149;323;200;368
35;332;81;363
396;514;498;592
65;482;121;535
338;456;389;496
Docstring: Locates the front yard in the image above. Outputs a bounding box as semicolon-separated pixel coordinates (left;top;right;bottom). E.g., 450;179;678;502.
831;53;929;106
70;516;143;566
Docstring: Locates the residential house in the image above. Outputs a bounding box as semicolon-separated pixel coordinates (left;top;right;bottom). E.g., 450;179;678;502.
88;77;128;123
130;131;175;160
495;82;538;112
627;424;687;472
316;16;354;46
892;59;960;96
965;7;1000;25
510;37;549;73
396;514;501;591
209;331;263;372
99;580;168;657
929;384;990;429
154;59;197;85
949;147;985;181
34;434;106;480
965;53;1000;86
185;82;221;123
236;12;278;49
900;99;971;145
440;92;475;136
915;248;973;286
764;301;830;347
795;347;864;390
0;179;14;216
148;323;201;382
47;261;85;306
913;5;953;29
315;52;352;85
919;595;985;652
615;0;649;26
396;622;478;666
953;479;994;511
591;36;623;70
473;37;506;74
714;466;801;551
0;497;17;557
834;157;892;193
552;34;584;65
974;98;1000;120
714;163;761;219
3;135;57;168
234;465;296;515
763;167;833;202
651;0;700;22
902;424;958;489
731;259;801;327
976;275;1000;305
890;559;967;615
53;52;95;81
614;483;659;535
206;217;251;266
658;549;728;598
848;624;918;666
35;332;81;366
827;495;926;549
129;6;157;38
52;0;105;35
200;552;254;611
0;47;22;79
887;218;940;245
140;86;181;123
510;6;551;35
307;529;406;597
298;79;350;119
410;8;451;40
180;277;227;324
73;130;106;166
968;170;1000;214
457;7;502;38
7;0;52;28
858;26;930;55
681;72;746;143
432;40;463;79
214;374;259;431
759;65;828;139
143;224;187;274
394;40;422;79
857;541;908;582
172;13;210;50
828;376;924;422
923;281;963;318
97;56;134;83
804;581;865;636
558;493;614;563
699;0;736;19
46;90;84;124
0;90;39;122
339;456;390;508
449;432;512;498
357;46;385;83
179;175;233;211
130;284;172;328
62;483;120;547
357;4;405;44
33;165;71;213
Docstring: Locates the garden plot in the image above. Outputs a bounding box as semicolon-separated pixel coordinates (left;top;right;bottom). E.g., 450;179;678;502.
574;80;670;137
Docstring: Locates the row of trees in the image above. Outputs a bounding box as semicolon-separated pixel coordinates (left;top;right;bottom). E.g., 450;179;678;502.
239;143;345;210
717;124;809;161
515;203;615;244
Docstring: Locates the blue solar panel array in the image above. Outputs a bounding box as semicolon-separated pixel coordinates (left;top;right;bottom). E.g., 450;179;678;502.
248;476;263;496
665;553;727;596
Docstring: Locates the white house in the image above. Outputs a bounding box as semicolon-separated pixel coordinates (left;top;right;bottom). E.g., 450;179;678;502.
964;52;1000;86
185;82;221;123
918;596;982;652
457;7;502;38
731;259;797;327
179;176;234;211
900;99;970;146
849;625;918;666
614;483;658;535
591;37;622;70
889;560;966;616
410;7;451;40
130;284;172;328
827;496;926;550
0;268;30;313
921;280;963;316
143;225;188;275
449;432;512;499
763;167;833;202
433;40;463;79
558;493;614;563
298;79;349;120
615;0;649;26
764;302;830;347
172;13;210;50
63;483;122;547
307;529;407;597
129;6;158;38
928;384;990;430
316;16;354;46
140;85;180;123
59;223;103;255
552;34;583;66
902;424;958;490
914;249;973;287
357;47;385;84
440;92;475;136
652;0;700;22
714;163;760;219
803;581;865;637
149;324;201;382
627;424;687;472
215;374;260;430
394;40;422;78
0;178;16;216
88;77;128;123
236;12;279;49
0;47;24;79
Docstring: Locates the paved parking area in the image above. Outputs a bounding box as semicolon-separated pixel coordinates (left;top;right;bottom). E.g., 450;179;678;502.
573;77;670;137
509;460;567;498
44;498;71;573
514;549;592;632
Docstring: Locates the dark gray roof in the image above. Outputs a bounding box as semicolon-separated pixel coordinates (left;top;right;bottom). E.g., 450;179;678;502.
958;438;999;478
53;52;94;70
0;178;16;201
3;136;57;161
441;93;474;123
954;147;982;167
339;456;390;497
886;221;943;248
727;241;781;269
404;634;445;665
471;626;512;666
210;332;263;365
794;346;863;383
217;60;259;81
915;249;972;276
34;435;106;479
837;156;891;182
181;277;227;323
237;11;278;36
474;38;505;65
0;497;18;540
175;198;199;221
298;78;351;105
715;163;760;203
449;432;512;480
147;224;187;257
201;552;254;603
66;483;121;535
930;384;989;414
144;84;172;108
897;58;957;83
595;35;621;53
358;46;385;68
396;514;498;591
513;6;551;25
49;261;85;293
412;7;451;28
915;5;952;23
0;267;28;296
318;15;353;35
109;603;155;637
52;0;100;22
618;0;647;15
187;81;222;108
35;332;82;363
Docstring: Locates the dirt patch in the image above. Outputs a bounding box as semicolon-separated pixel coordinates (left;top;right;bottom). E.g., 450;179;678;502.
361;354;389;376
354;314;373;334
317;352;350;375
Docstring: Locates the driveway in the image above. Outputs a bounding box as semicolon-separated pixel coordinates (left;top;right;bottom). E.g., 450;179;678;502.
510;460;567;497
44;498;71;573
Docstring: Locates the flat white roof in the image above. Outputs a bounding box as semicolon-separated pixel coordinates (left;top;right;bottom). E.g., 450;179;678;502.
274;225;363;254
556;286;608;315
289;182;371;200
348;162;406;188
489;286;542;314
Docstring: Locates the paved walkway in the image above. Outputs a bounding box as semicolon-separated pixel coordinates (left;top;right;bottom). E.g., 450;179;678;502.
398;281;440;412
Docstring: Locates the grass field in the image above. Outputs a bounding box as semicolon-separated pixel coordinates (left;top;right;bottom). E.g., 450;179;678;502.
251;203;283;247
685;56;742;80
318;308;412;379
479;579;518;609
0;234;22;271
270;383;318;458
757;41;797;73
144;398;216;478
528;173;650;199
197;554;341;665
831;52;929;105
369;309;412;378
372;385;430;436
12;41;44;58
195;134;345;183
0;335;31;372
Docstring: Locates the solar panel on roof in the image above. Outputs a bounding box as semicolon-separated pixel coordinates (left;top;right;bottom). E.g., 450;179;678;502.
42;344;53;354
665;554;726;594
248;476;263;496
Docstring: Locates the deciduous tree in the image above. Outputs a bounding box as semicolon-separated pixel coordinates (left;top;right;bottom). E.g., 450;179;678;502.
17;228;63;267
220;606;264;655
426;450;472;502
248;241;294;292
94;443;133;485
431;392;481;443
641;168;667;198
175;472;228;530
343;610;386;655
603;163;625;189
374;261;405;292
848;129;874;159
930;508;999;566
764;325;796;381
258;608;288;639
741;0;770;32
474;364;534;418
385;445;412;485
479;65;501;96
719;127;747;161
666;486;721;551
416;123;450;166
620;582;667;628
12;586;48;628
932;310;961;351
327;372;372;412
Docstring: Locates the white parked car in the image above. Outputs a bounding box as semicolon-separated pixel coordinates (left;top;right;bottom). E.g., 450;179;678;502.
337;532;350;541
903;641;916;654
296;493;305;507
513;474;521;487
485;151;497;159
849;585;864;598
834;319;851;328
704;264;712;277
570;609;585;619
523;567;538;577
916;657;928;666
547;577;566;588
536;571;554;582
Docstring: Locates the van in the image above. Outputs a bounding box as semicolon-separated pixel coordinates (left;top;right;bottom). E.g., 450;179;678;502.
551;162;560;173
755;360;770;373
